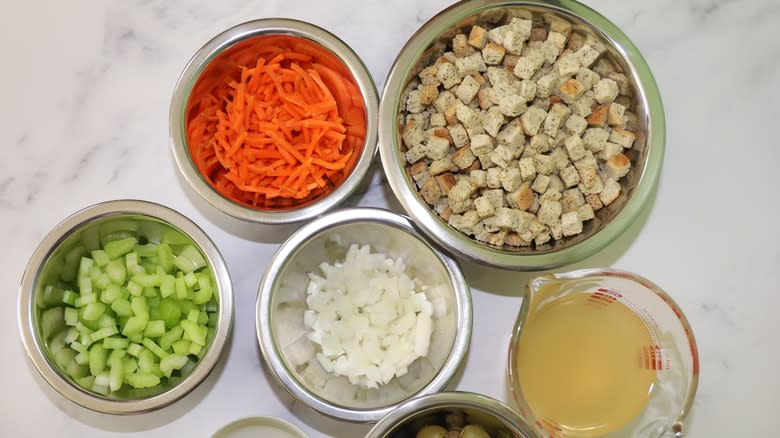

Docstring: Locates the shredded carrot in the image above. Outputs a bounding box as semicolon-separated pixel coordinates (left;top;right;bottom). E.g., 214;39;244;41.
185;35;366;210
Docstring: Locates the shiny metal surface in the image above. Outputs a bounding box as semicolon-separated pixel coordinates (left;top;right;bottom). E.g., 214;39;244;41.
379;0;666;270
170;18;379;224
365;391;537;437
18;200;233;414
256;208;472;422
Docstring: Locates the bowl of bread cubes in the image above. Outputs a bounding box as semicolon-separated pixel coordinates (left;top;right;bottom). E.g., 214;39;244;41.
378;0;665;270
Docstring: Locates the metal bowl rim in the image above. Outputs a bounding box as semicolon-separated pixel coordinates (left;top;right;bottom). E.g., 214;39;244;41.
255;207;472;422
18;199;234;414
378;0;666;270
169;18;380;225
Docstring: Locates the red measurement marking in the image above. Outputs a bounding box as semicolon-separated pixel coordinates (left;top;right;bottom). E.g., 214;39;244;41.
598;287;623;298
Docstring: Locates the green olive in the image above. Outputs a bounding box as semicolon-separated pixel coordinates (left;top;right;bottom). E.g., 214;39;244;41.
444;412;465;430
460;425;490;438
416;425;448;438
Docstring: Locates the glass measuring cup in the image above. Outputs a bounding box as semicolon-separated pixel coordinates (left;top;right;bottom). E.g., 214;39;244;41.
508;269;699;438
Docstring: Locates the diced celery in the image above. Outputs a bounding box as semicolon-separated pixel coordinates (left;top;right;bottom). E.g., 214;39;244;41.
134;243;158;258
64;307;79;327
197;310;209;326
142;338;168;359
143;320;166;339
142;287;158;298
126;373;160;389
105;259;127;285
90;326;118;343
82;302;106;321
188;342;202;356
88;265;102;281
181;246;206;270
171;340;191;355
71;341;88;354
103;237;138;260
74;351;90;366
100;284;122;304
160;275;175;299
79;332;94;348
123;357;138;374
94;371;110;387
173;255;194;274
109;350;124;392
134;273;160;288
122;316;147;336
159;354;188;378
67;362;89;379
127;343;144;357
40;307;65;340
93;273;111;290
193;273;212;305
187;310;200;324
97;314;116;329
75;320;94;334
103;336;130;350
128;333;143;344
64;327;79;344
61;245;86;283
48;330;68;355
80;293;97;306
180;320;205;346
73;297;82;307
78;375;95;389
183;272;197;289
91;250;110;267
111;298;132;317
207;312;218;328
39;285;65;309
175;276;187;300
127;281;143;297
156;243;174;273
158;299;181;329
138;349;156;372
77;257;94;295
159;326;183;351
91;384;110;395
62;290;78;306
54;347;77;369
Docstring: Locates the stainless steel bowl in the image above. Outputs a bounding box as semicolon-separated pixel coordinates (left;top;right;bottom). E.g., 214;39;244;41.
256;208;472;422
18;200;233;414
379;0;665;270
170;18;379;224
366;391;537;437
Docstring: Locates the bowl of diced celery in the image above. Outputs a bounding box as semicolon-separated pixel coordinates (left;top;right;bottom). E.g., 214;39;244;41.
19;200;233;414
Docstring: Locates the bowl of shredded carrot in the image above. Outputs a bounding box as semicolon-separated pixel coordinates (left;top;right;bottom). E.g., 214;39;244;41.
170;19;378;224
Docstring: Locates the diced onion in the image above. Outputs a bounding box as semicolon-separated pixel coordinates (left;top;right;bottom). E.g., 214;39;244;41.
303;244;436;389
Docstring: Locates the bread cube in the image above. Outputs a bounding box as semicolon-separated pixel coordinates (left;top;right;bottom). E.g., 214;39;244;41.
455;75;481;104
564;114;588;136
508;17;533;38
607;102;626;127
482;42;506;65
518;157;536;182
541;41;562;65
488;25;510;45
469;133;494;156
605;152;631;179
576;67;600;90
599;178;621;206
425;136;451;160
455;104;480;129
587;104;608;127
534;154;556;175
543;103;572;137
499;167;523;192
574;44;600;67
430;112;446;127
520;106;547;136
531;174;551;194
494;207;521;229
498;95;528;117
406;90;423;113
536;73;559;99
496;121;525;148
429;157;453;176
503;31;526;56
420;177;442;205
468;25;488;48
560;165;581;188
436;62;461;89
599;142;623;161
594;78;619;104
452;34;472;58
557;79;586;104
582;128;609;152
538;200;563;226
609;128;636;148
577;203;595;221
570;90;596;117
564;135;586;161
561;211;583;236
555;54;580;77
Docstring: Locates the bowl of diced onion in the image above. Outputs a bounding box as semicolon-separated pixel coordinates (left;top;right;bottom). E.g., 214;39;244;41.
18;200;233;414
256;208;472;422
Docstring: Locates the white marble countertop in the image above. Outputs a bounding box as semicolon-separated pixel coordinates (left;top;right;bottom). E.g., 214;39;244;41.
2;0;778;436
